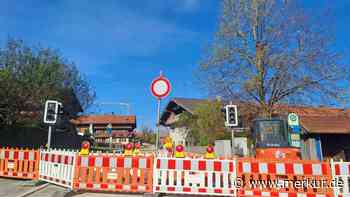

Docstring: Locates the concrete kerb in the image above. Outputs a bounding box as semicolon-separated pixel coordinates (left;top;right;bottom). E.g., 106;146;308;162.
16;183;50;197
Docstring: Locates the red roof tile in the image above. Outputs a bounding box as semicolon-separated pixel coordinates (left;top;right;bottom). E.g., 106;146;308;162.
71;115;136;125
275;105;348;116
162;97;350;134
300;116;350;134
95;131;135;138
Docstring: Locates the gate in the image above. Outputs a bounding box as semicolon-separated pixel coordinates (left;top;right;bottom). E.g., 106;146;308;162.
73;153;154;193
153;157;236;196
331;160;350;197
237;158;333;197
0;147;39;179
39;149;76;188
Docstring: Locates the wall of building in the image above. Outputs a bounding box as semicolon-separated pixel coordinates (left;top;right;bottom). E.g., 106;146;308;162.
169;127;188;146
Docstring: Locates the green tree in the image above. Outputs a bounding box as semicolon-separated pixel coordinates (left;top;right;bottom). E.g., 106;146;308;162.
176;101;230;145
0;38;95;127
199;0;350;118
140;127;156;144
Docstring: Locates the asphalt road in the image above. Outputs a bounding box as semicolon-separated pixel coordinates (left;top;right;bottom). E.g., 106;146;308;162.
0;178;146;197
0;178;35;197
0;178;193;197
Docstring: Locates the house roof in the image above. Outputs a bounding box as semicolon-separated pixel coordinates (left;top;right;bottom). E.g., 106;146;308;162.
160;97;350;134
71;115;136;126
169;97;212;113
95;131;136;138
160;97;212;125
300;116;350;134
275;105;348;116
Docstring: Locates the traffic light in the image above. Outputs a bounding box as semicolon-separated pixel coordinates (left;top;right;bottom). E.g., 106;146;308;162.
44;100;62;124
225;104;238;127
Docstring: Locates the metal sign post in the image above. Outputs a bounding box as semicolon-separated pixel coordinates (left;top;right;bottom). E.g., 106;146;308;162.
155;99;161;154
225;103;239;156
47;125;52;149
44;100;62;149
231;127;235;155
151;71;171;155
107;123;113;151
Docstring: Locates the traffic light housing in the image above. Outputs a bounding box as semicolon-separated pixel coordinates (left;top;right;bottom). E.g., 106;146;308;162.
44;100;62;124
225;105;238;127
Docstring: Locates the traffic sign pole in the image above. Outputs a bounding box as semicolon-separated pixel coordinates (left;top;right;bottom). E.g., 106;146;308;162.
231;127;235;155
155;99;161;154
47;125;52;149
107;123;113;151
151;71;171;155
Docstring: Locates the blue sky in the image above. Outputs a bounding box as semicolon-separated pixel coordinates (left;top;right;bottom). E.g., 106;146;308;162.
1;0;349;129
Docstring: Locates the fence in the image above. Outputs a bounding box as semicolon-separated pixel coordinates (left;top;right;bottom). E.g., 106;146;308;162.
153;157;236;196
236;158;333;197
0;147;39;179
39;149;76;188
1;146;350;197
73;153;153;193
331;160;350;197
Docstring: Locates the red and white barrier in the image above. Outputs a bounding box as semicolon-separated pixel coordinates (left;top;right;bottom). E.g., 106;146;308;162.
2;145;350;197
331;160;350;197
239;190;329;197
73;154;153;193
239;161;329;175
0;147;39;179
39;149;76;188
153;157;236;196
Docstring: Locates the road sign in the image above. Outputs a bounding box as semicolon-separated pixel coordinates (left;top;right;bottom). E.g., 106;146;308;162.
151;75;171;99
288;113;299;126
107;123;113;134
151;72;171;155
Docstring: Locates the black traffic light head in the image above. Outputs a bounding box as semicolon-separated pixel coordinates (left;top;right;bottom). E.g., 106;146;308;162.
44;100;62;124
225;104;238;127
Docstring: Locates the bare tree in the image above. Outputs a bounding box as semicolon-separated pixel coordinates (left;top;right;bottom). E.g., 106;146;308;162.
199;0;350;117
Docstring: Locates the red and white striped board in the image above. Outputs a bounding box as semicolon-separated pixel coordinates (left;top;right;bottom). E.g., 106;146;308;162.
39;149;76;188
239;190;330;197
0;148;39;179
331;161;350;197
73;154;153;193
238;161;329;176
153;157;236;196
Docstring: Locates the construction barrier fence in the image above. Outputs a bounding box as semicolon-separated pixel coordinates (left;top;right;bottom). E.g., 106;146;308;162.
236;158;333;197
39;149;76;189
153;157;236;196
0;147;349;197
330;160;350;197
73;153;153;193
0;147;39;179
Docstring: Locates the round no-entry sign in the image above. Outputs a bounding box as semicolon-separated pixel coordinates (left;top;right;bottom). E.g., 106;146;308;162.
151;75;171;99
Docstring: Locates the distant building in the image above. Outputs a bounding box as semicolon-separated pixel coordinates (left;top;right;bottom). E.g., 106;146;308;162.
71;115;136;147
160;97;350;161
160;98;211;147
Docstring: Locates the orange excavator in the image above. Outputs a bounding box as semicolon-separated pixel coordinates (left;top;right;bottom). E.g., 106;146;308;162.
252;118;301;160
